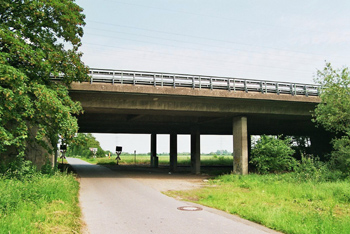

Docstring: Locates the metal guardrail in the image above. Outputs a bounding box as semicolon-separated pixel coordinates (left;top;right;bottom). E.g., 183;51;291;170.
85;68;320;97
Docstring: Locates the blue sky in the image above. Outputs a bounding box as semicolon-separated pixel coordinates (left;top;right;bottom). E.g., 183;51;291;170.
75;0;350;153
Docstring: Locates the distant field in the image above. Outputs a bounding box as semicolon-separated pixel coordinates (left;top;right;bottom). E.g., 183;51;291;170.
75;154;233;167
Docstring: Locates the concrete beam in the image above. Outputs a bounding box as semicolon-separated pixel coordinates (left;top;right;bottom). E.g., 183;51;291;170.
191;128;201;174
170;133;177;172
233;117;248;175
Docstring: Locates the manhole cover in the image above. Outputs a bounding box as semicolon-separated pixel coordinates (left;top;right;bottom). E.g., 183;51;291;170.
177;206;203;211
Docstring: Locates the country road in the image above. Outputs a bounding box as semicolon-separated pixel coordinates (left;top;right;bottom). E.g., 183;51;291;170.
67;157;280;234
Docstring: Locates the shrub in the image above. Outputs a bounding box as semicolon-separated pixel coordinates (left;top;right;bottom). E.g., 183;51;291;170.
294;155;345;182
250;135;296;174
1;157;37;180
329;136;350;175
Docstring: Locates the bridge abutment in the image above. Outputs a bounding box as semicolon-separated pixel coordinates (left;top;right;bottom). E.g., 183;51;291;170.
233;116;249;175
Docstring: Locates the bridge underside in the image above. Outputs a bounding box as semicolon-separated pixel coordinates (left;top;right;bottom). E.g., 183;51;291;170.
69;83;331;174
77;108;316;136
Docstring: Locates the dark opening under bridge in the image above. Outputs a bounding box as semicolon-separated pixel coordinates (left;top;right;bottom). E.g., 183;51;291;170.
68;68;330;174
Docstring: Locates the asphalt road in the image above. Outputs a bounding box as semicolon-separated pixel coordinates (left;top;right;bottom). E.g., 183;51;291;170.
67;158;280;234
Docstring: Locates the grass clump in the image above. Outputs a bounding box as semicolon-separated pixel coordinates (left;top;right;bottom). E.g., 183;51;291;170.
0;160;81;234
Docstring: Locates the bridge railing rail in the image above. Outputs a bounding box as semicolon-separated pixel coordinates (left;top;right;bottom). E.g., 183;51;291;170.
84;68;320;96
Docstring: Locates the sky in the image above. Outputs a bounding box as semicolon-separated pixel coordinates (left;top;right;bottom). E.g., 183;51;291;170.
74;0;350;154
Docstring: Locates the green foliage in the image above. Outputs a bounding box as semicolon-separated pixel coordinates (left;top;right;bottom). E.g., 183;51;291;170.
250;135;296;174
0;157;37;180
329;136;350;175
67;133;107;158
314;63;350;174
0;0;89;159
294;155;344;182
0;172;81;233
314;63;350;134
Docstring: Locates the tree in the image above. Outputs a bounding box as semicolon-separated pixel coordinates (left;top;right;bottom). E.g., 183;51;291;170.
314;63;350;134
66;133;107;158
0;1;89;162
314;63;350;173
250;135;296;174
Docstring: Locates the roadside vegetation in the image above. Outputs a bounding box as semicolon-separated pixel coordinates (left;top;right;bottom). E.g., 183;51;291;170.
0;159;81;233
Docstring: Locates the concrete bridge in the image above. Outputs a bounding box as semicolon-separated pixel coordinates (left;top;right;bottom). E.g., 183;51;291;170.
68;68;329;174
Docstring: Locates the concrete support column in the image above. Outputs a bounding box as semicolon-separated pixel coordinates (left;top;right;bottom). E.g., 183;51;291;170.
170;133;177;172
150;133;158;168
191;128;201;174
248;134;252;166
233;116;248;175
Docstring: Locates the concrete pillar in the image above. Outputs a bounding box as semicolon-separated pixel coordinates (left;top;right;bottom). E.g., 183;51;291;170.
233;116;248;175
248;134;252;166
191;128;201;174
170;133;177;172
150;133;158;168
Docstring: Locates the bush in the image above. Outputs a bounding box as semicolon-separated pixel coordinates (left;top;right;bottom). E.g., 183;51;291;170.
294;155;345;182
0;157;37;180
329;136;350;175
250;135;296;174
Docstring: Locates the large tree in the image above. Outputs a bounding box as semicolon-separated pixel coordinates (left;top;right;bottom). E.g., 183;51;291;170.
0;0;89;161
314;63;350;173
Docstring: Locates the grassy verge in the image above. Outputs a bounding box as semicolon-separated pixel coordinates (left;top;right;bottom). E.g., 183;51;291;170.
75;154;233;167
165;173;350;234
0;172;81;233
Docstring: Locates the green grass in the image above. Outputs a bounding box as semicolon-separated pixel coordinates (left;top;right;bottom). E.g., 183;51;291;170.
165;173;350;234
76;154;233;166
0;173;81;233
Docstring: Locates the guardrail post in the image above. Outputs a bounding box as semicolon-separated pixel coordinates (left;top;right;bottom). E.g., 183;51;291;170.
173;76;175;88
276;83;280;95
260;82;263;94
161;75;163;87
304;85;308;97
133;73;135;86
112;71;115;85
227;79;231;92
290;84;293;95
153;74;156;87
199;76;201;89
210;78;213;90
233;79;236;92
244;80;248;93
192;76;195;89
121;72;123;84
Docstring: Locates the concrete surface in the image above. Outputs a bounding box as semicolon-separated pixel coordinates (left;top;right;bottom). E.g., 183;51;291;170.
67;157;281;234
